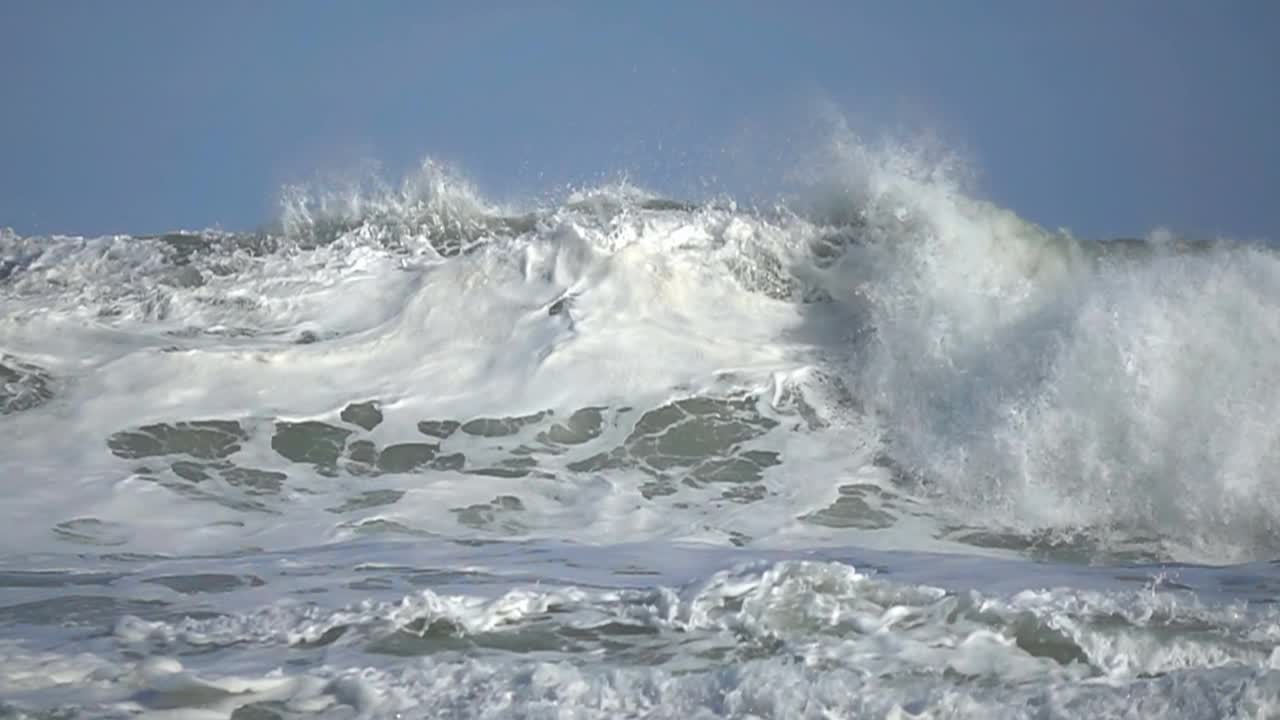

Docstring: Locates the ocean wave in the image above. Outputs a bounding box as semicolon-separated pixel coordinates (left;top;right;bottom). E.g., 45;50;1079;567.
1;138;1276;565
6;559;1279;719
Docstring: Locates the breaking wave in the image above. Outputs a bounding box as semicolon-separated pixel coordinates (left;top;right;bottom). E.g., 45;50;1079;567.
4;138;1275;565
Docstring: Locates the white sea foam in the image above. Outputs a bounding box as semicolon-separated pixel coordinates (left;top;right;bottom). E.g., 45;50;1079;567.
5;560;1280;718
3;135;1279;717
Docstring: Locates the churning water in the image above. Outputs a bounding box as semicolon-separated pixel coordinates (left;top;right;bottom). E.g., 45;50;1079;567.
3;139;1280;718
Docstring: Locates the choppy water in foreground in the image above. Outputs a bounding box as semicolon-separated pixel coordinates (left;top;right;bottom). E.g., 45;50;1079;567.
3;150;1280;718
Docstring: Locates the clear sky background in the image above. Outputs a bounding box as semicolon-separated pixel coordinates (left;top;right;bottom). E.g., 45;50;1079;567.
2;1;1277;241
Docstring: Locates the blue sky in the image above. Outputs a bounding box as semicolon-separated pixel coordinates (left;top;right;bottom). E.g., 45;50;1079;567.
2;2;1277;241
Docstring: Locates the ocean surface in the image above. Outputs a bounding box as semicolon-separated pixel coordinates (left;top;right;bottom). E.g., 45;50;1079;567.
3;147;1280;719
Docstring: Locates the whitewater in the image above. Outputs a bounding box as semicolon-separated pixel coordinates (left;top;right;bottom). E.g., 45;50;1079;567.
3;139;1280;718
